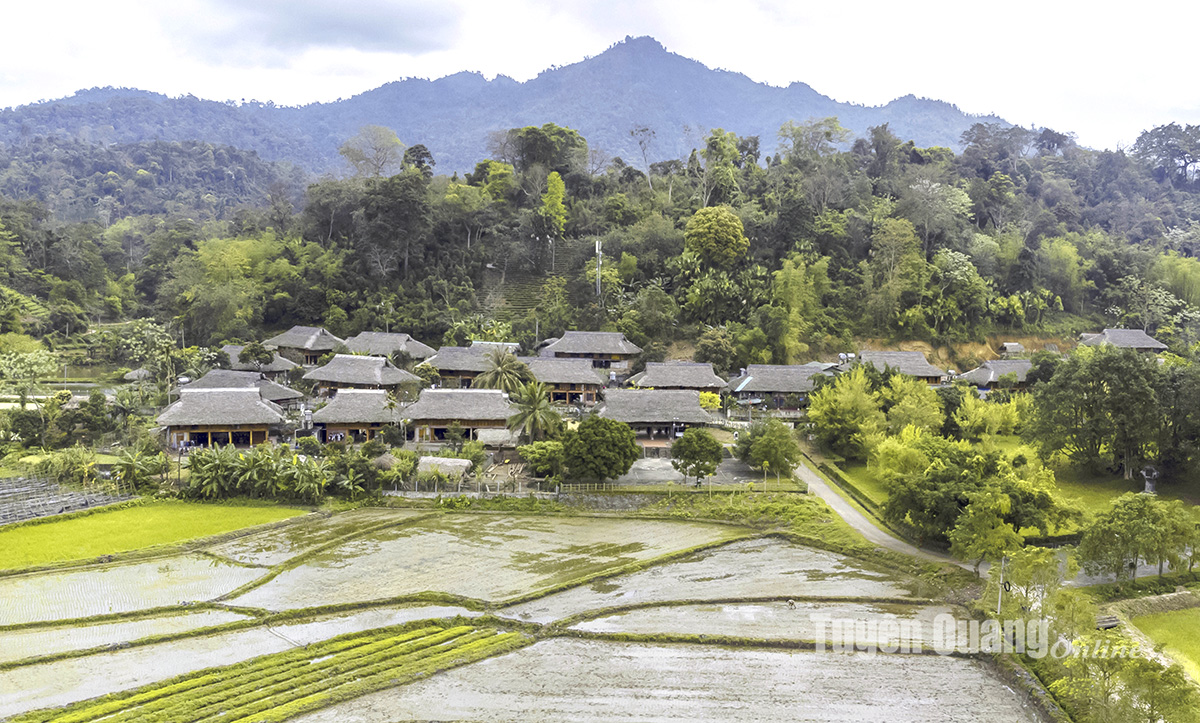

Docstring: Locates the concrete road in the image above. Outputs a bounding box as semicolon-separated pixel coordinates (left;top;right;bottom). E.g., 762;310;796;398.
794;460;971;570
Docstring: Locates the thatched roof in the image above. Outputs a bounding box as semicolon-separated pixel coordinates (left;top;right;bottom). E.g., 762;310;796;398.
222;345;299;374
183;369;304;403
312;389;403;425
402;389;516;422
854;351;946;379
417;457;473;479
303;354;421;386
520;358;606;386
423;346;494;374
263;325;343;352
628;362;726;390
957;359;1033;387
1080;328;1167;351
343;332;436;359
597;389;712;425
157;389;286;427
542;331;641;356
727;364;832;395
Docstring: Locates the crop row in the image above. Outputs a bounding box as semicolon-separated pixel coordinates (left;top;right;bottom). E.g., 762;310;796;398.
14;623;527;723
100;629;459;723
12;625;437;723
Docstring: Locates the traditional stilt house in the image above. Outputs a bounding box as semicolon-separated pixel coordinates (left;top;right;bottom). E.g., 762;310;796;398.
221;344;299;380
627;362;727;393
311;389;403;443
402;388;518;446
303;354;422;398
957;359;1034;390
182;369;305;411
539;331;642;380
343;332;436;361
850;351;947;384
158;388;285;448
522;357;606;406
596;389;712;440
263;326;344;366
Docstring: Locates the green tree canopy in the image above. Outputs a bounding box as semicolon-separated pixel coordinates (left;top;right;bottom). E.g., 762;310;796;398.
563;416;639;482
671;427;723;486
684;206;749;269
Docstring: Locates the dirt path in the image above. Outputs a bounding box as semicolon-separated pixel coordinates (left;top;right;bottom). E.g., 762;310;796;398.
795;461;971;571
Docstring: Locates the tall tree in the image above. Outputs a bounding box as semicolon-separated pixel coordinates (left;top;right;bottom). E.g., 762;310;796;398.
338;125;406;177
471;349;533;394
563;416;639;481
671;427;723;487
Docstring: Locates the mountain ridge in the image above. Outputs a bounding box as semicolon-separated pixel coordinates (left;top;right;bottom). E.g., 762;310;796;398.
0;35;1007;174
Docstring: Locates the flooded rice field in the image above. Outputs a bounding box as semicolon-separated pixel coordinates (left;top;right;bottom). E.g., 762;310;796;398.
207;508;428;567
286;638;1044;723
501;537;911;624
571;601;958;645
0;555;264;626
0;608;249;663
231;514;742;610
0;605;480;718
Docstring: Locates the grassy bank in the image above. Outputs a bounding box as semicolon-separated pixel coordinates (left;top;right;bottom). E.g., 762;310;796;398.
0;501;306;569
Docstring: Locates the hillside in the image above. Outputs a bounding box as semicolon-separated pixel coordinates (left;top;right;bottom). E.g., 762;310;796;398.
0;37;1007;174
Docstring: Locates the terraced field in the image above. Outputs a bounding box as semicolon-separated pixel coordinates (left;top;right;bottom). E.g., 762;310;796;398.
2;505;1051;722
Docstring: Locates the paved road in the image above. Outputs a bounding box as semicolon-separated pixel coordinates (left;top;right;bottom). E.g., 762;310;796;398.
794;460;972;570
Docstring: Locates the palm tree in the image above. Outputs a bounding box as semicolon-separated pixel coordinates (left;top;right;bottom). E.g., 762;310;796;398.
508;381;562;443
471;349;533;394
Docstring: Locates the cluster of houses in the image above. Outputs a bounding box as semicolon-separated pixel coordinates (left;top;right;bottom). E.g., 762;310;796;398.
154;324;1169;452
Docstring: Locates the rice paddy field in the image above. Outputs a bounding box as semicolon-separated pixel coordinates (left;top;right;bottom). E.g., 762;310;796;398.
500;537;914;624
285;638;1043;723
0;554;265;626
230;514;747;610
0;502;1053;722
0;501;307;569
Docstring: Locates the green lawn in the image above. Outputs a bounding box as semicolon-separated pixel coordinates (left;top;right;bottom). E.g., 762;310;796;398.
1132;608;1200;681
839;462;890;505
0;501;307;569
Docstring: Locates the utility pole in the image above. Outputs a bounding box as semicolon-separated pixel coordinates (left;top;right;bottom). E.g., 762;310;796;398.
595;238;602;301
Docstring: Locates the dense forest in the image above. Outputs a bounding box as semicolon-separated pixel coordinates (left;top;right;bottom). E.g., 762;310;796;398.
3;114;1200;377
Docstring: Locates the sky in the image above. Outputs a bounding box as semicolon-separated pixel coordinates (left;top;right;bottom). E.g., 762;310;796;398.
1;0;1196;150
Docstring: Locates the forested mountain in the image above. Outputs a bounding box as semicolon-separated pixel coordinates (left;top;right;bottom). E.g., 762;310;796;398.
0;36;1006;174
0;137;308;223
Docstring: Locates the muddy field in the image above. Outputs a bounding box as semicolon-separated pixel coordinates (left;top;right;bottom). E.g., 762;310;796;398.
0;605;480;718
0;554;264;626
287;638;1043;723
207;508;428;567
231;514;742;610
572;601;958;646
501;537;911;624
0;608;249;663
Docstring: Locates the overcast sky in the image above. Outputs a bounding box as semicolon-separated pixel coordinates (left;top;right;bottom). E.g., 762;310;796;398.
2;1;1195;150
